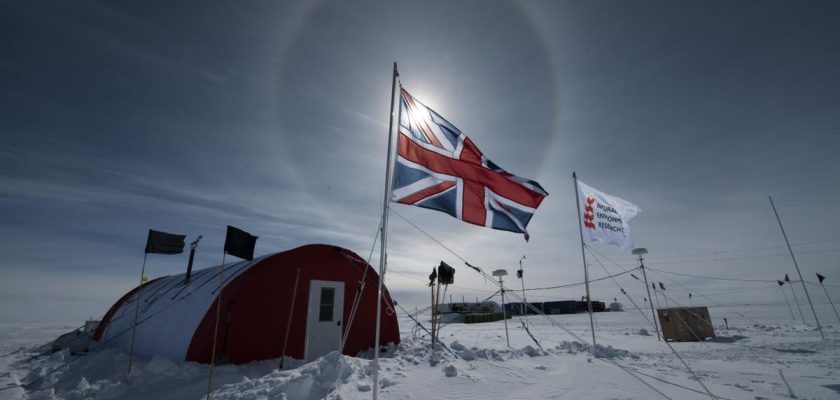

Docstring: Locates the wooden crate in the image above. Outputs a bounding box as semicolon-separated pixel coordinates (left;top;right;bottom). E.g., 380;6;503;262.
657;307;715;341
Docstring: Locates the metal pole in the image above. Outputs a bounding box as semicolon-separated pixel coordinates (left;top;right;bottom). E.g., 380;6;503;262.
127;252;148;376
185;235;203;282
518;255;528;328
769;196;824;340
373;62;399;400
498;275;510;347
572;172;598;352
429;281;436;348
819;282;840;323
206;252;227;400
779;283;795;319
639;257;661;341
434;279;442;346
279;267;301;368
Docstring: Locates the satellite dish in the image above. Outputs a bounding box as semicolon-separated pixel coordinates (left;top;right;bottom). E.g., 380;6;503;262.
492;269;508;277
632;248;648;255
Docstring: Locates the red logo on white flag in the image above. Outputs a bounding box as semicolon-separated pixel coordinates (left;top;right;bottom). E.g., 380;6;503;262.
584;196;596;229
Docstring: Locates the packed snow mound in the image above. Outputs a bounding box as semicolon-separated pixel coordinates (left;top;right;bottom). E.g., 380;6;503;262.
211;352;361;400
18;346;281;400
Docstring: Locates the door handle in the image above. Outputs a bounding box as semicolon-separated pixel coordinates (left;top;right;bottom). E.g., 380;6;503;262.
337;320;342;326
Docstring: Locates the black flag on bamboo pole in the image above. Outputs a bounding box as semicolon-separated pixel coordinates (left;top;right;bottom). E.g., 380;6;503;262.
815;273;840;322
145;230;186;254
224;225;258;261
130;229;186;377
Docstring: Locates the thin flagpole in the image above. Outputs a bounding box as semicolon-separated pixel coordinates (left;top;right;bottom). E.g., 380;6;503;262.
206;252;227;400
127;252;148;377
818;280;840;323
519;256;529;328
779;283;795;320
788;281;806;323
373;62;400;400
639;256;661;341
572;172;598;353
769;196;824;340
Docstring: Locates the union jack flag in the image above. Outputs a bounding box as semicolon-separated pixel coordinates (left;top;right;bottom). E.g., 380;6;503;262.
391;88;548;240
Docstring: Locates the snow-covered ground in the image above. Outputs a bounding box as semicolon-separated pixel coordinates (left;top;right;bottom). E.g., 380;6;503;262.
2;303;838;399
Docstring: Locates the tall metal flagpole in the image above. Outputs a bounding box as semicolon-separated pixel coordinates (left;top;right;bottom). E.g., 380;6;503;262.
769;196;824;340
373;62;399;400
572;172;598;353
127;252;148;376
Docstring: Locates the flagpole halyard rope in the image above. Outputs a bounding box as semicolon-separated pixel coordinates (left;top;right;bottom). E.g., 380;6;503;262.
340;218;382;354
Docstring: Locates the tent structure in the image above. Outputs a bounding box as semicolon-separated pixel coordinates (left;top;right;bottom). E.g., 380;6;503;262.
93;244;400;364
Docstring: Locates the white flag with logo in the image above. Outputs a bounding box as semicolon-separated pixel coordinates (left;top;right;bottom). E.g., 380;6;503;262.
577;180;641;252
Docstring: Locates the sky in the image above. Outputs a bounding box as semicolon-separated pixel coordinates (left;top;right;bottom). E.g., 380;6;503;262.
1;0;839;323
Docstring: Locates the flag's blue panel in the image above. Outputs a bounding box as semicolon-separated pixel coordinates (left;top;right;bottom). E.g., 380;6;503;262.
415;187;458;219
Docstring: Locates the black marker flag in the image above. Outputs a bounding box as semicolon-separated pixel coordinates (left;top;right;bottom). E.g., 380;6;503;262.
145;230;186;254
224;225;257;261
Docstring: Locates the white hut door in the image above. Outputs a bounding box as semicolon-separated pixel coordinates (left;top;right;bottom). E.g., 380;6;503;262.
305;280;344;361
